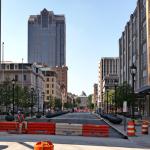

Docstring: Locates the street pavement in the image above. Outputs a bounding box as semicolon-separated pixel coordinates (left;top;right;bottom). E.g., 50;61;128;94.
99;114;150;149
0;133;149;150
0;112;150;149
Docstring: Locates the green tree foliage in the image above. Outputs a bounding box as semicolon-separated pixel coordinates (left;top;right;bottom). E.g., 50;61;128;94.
54;98;62;110
48;95;55;109
0;78;36;113
87;94;94;109
115;81;132;109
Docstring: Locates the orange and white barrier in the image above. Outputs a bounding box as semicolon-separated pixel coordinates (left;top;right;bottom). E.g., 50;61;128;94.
142;121;149;134
127;121;135;136
82;124;109;137
56;123;82;136
0;121;110;137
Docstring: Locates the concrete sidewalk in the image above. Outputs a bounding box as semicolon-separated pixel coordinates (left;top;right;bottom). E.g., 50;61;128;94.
106;117;150;148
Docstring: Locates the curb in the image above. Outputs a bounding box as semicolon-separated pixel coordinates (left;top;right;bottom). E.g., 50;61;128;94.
94;113;128;139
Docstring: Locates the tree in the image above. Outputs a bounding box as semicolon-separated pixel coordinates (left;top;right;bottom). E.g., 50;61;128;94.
75;97;81;108
87;94;94;110
115;81;132;112
48;95;55;109
54;98;62;110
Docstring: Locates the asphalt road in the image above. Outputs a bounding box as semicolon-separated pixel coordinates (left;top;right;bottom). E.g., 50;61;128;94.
49;112;125;138
0;134;148;150
0;113;149;149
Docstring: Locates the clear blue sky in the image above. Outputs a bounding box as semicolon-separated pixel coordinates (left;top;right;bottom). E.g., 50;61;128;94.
1;0;137;96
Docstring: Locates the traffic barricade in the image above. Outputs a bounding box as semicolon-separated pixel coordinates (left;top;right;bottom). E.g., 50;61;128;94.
34;141;54;150
141;120;149;134
27;122;55;134
127;121;135;136
0;122;19;132
56;123;82;136
82;124;109;137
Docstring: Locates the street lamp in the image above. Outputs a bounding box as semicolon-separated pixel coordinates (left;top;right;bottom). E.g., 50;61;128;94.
114;79;118;115
42;92;45;116
12;79;15;116
31;88;34;117
106;88;109;114
130;63;137;119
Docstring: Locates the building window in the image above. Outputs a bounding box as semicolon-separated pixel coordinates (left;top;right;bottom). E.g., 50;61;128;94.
15;65;18;70
52;84;54;88
47;90;49;94
47;84;49;88
47;78;49;82
52;78;54;82
15;75;18;81
47;96;49;100
24;75;26;81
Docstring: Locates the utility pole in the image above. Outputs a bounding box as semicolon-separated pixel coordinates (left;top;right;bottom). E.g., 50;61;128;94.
0;0;1;64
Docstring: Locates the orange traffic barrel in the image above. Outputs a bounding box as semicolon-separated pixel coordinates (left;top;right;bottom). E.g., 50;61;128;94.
127;121;135;136
142;121;149;134
34;141;54;150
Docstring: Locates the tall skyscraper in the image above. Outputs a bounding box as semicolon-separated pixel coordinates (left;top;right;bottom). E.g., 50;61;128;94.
28;8;66;67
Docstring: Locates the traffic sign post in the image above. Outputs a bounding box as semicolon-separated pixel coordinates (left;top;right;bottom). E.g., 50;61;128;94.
123;101;127;131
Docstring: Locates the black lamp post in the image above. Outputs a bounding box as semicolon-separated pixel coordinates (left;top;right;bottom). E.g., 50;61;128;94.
42;92;45;116
114;79;118;115
130;63;137;119
31;88;34;117
106;89;109;114
12;79;15;116
37;90;39;113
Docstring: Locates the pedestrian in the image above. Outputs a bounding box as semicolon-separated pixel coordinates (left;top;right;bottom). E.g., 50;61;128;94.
17;111;25;123
17;111;27;133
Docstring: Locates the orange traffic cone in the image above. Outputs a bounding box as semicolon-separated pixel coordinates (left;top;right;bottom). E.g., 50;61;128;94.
34;141;54;150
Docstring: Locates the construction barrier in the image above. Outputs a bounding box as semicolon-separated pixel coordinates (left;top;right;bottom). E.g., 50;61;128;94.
142;120;149;134
34;141;54;150
27;122;55;134
0;122;19;132
127;121;135;136
56;123;82;136
82;124;109;137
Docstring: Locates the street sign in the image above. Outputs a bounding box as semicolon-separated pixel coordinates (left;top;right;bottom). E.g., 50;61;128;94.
123;101;127;112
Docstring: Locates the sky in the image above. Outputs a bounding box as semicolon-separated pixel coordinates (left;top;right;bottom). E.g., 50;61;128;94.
1;0;137;96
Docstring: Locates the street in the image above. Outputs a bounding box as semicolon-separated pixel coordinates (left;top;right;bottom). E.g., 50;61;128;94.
0;112;149;149
0;134;148;150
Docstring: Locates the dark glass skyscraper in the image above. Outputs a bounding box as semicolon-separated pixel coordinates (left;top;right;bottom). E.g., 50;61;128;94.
28;9;66;67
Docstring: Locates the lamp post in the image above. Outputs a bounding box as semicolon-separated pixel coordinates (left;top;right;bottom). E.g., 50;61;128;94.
130;63;137;119
106;89;109;114
12;79;15;116
37;89;39;113
31;88;34;117
114;79;118;115
42;92;45;116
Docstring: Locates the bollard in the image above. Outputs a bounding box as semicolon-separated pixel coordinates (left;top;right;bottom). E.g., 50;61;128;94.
127;120;135;136
34;141;54;150
142;121;149;134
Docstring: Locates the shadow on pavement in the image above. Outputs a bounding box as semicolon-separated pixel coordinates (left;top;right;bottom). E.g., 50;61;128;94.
18;142;33;149
0;145;8;149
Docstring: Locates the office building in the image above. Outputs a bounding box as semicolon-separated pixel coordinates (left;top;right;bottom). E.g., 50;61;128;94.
92;83;98;107
98;57;119;110
119;0;150;117
41;68;61;103
0;62;45;112
28;8;66;67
